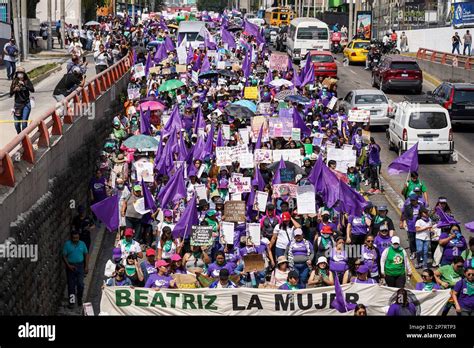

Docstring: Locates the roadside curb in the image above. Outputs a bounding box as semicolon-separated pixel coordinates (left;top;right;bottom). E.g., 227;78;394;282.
423;71;442;87
83;224;106;305
379;174;423;286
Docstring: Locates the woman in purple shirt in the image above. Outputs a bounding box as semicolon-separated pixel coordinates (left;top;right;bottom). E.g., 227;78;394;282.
438;225;467;266
452;264;474;316
416;269;441;292
361;235;380;282
351;264;377;284
346;212;371;245
387;289;417;316
207;251;236;278
329;237;348;283
144;260;176;289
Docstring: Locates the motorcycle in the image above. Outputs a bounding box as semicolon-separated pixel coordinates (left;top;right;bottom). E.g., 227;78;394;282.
382;40;400;55
367;48;382;70
330;32;342;54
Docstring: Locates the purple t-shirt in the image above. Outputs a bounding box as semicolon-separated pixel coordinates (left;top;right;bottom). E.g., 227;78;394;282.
439;232;467;265
288;240;314;256
415;282;441;291
453;279;474;310
329;249;348;272
206;262;236;278
352;278;377;284
402;204;420;232
349;215;369;236
387;303;417;316
144;273;174;288
361;245;379;275
89;177;107;202
374;234;392;255
239;245;266;257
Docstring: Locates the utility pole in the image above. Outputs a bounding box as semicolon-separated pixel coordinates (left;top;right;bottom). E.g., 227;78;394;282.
20;0;28;61
306;0;309;17
354;0;360;39
47;0;53;50
11;0;21;46
61;0;66;49
348;0;353;41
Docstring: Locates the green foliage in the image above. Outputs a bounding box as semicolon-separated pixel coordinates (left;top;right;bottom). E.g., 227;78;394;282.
196;0;227;13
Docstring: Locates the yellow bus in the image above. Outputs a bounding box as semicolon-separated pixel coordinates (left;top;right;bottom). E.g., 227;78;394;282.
264;7;294;27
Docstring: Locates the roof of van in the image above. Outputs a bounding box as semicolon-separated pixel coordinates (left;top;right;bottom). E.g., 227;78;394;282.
290;17;328;27
178;21;206;31
266;7;292;12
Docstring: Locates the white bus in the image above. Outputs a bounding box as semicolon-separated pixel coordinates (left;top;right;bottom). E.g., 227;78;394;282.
286;17;330;62
177;21;206;49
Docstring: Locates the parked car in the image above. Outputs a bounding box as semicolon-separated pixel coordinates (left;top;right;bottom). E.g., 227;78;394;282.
275;25;288;52
372;55;423;94
428;82;474;124
343;39;370;64
340;89;392;126
386;100;453;162
304;50;337;78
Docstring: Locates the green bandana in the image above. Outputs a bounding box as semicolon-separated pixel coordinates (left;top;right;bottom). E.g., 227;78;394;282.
467;280;474;296
125;264;136;277
163;240;173;253
285;282;298;290
375;215;385;225
422;282;435;292
321;234;331;249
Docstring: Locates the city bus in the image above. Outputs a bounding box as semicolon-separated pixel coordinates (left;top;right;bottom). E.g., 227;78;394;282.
286;17;330;62
264;7;294;27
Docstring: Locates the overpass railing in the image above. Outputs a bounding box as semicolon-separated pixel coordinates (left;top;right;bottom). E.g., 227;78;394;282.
0;50;133;187
416;48;474;70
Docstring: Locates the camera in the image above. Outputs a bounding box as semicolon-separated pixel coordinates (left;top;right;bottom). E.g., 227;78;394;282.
129;253;138;260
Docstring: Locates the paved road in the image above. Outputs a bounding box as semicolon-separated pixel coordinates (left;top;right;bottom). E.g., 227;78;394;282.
335;57;474;242
0;54;98;149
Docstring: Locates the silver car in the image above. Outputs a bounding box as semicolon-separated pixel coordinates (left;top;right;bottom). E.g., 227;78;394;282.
340;89;392;126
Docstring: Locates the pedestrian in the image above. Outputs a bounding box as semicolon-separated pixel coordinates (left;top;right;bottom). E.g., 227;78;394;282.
270;211;296;258
329;237;349;283
117;227;143;261
144;260;176;289
307;256;334;287
121;184;144;242
53;66;86;102
461;237;474;262
62;230;89;308
354;304;367;316
452;261;474;316
279;270;301;290
182;245;211;273
438;225;467;266
105;264;132;287
414;208;433;269
452;32;461;55
380;236;412;288
140;248;157;283
9;67;34;134
351;264;377;284
367;137;381;193
387;288;417;316
464;30;472;56
71;205;94;251
361;235;380;282
123;254;145;286
209;268;237;288
157;226;181;262
94;44;111;74
286;228;314;288
416;269;441;291
371;205;395;236
3;38;18;80
400;193;422;259
400;31;408;52
434;256;465;315
269;256;290;288
346;209;371;245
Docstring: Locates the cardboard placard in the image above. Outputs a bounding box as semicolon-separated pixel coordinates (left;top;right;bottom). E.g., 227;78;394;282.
243;254;265;272
251;116;269;143
244;86;259;100
127;87;141;100
254;149;273;164
224;201;246;222
136;161;154;183
291;128;301;141
257;102;272;116
190;226;214;246
222;124;231;140
176;64;187;73
247;223;261;246
362;130;371;144
296;184;316;214
269;53;289;71
254;191;269;212
221;221;235;244
216;146;233;166
348;109;370;123
272;184;298;198
327;96;338;110
149;66;161;75
171;273;197;288
133;63;145;78
238;153;254;169
280;168;296;184
327;147;357;172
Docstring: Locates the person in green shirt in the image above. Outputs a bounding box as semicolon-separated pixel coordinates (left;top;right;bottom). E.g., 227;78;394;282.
112;119;127;141
461;237;474;261
434;256;465;289
402;171;428;204
380;236;412;288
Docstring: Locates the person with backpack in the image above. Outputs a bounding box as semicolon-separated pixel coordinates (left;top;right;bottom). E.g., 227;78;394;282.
3;38;18;80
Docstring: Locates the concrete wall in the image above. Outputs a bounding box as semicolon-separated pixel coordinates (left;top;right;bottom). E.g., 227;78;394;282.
0;71;129;315
36;0;82;27
417;58;474;84
403;26;472;54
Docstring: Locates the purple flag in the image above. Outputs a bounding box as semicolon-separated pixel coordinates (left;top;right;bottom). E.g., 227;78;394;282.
124;16;131;29
187;45;194;65
145;52;152;77
292;66;302;88
160;16;168;30
173;194;199;239
336;180;368;216
255;124;264;150
90;194;120;232
201;54;211;73
264;69;273;85
252;168;266;191
222;16;228;29
465;221;474;233
155;135;175;175
216;126;224;147
307;156;324;192
221;28;236;49
154;137;164;168
178;134;188;161
141;179;157;212
162;104;182;138
435;207;459;228
157;166;186;209
203;124;215;158
287;56;293;72
321;163;341;208
243;19;264;45
164;36;175;52
192;53;202;72
292;107;312;137
300;60;315;86
192;135;206;161
140;107;151;135
272;156;286;185
388;143;419;175
194;106;206;134
331;272;357;313
154;42;167;63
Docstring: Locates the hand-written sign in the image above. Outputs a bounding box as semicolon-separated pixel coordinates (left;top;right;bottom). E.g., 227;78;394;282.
230;175;251;194
251;116;269;143
327;147;357;172
247;223;261;246
272;184;298;198
190;226;214;246
221;221;235;244
296;184;316;214
280;168;296;183
244;86;259;100
224;201;246;222
254;149;273;164
253;191;269;212
216;146;233;166
348;109;370;123
269;53;289;71
243;254;265;272
257;102;272;116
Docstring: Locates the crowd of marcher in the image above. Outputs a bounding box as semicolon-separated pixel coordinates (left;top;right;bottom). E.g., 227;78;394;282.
61;11;474;316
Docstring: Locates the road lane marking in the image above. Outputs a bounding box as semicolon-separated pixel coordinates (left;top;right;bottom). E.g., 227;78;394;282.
455;150;473;165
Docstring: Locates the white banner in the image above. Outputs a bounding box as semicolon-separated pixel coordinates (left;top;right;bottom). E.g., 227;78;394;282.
327;147;357;172
296;184;316;214
100;284;450;316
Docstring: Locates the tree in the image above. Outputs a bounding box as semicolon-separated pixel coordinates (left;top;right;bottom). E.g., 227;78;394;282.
27;0;41;19
83;0;109;22
196;0;227;13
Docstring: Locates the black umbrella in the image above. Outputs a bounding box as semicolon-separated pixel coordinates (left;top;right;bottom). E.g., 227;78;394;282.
285;95;311;104
227;26;242;32
267;160;306;175
218;69;237;78
225;104;255;119
199;70;218;79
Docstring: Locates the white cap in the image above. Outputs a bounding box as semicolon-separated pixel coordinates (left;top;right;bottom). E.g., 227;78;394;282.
294;228;303;236
391;236;400;244
317;256;328;265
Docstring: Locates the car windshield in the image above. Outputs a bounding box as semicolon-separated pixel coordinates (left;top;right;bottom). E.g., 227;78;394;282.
390;62;420;70
183;32;204;41
355;94;388;104
311;55;334;63
454;89;474;103
297;27;328;40
409;112;448;129
353;42;369;49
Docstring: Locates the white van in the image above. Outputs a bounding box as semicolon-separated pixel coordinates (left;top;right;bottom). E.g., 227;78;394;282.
387;101;454;162
177;21;206;49
287;17;330;62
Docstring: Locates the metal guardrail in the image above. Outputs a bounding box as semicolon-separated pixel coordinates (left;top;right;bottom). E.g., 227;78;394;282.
416;47;473;70
0;51;133;187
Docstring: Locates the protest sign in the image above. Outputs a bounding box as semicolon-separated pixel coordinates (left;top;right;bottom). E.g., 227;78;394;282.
190;226;214;246
177;46;187;64
291;128;301;141
172;273;198;289
224;201;246;222
268;113;293;138
243;254;265;272
216;147;233;166
280;168;296;183
327;147;357;172
348;109;370;123
221;221;235;244
136;161;154;183
272;184;298;198
194;184;207;201
247;223;261;246
257;102;272;116
217;61;226;69
133;63;145;78
101;284;451;316
274;123;283;137
251;116;269;143
313;133;324;147
127;88;141;100
229;84;241;91
197;165;206;178
133;198;150;215
231;193;242;201
254;191;269;212
327;96;338;110
304;144;314;155
254;149;273;164
362;130;371;144
239;153;254;169
176;64;187;73
222;124;231;140
230;175;251;194
207;50;218;60
269;53;289;71
297;184;316;214
272;149;301;166
244;86;259;100
149;66;161;75
239;129;250;145
192;71;199;84
230;144;249;162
